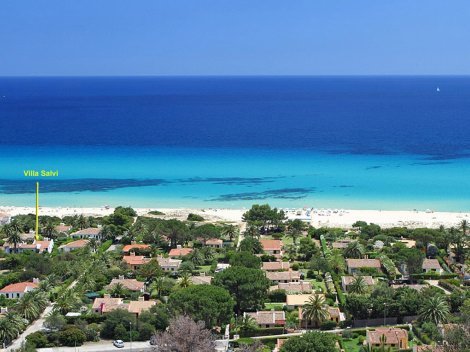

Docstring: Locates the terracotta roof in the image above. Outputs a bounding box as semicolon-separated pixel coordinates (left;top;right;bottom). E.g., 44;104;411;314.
367;328;408;345
262;261;290;271
298;305;340;319
0;282;39;293
245;311;285;325
122;244;151;253
55;225;72;233
266;271;301;282
286;294;324;306
92;297;126;313
422;259;442;270
34;240;52;252
260;239;282;251
168;248;193;257
342;276;376;286
190;276;212;285
71;227;101;236
106;279;145;291
127;300;156;315
122;255;149;266
346;259;381;269
205;238;223;245
271;281;312;293
60;239;89;249
332;239;353;249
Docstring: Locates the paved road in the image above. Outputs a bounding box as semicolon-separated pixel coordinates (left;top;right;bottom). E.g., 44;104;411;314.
425;280;451;295
3;304;54;352
38;340;153;352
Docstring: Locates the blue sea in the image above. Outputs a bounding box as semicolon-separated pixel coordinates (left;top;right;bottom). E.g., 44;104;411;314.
1;76;470;211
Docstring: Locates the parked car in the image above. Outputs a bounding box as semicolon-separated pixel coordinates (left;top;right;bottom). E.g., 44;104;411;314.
113;340;125;348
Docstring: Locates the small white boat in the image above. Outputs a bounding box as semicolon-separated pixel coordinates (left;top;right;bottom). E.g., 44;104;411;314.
436;87;440;92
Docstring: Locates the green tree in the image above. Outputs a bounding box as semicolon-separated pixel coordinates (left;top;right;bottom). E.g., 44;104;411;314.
138;258;163;282
3;223;22;253
101;309;136;339
213;266;271;314
280;331;337;352
168;285;234;328
59;327;87;346
287;219;306;245
222;224;238;241
229;251;261;269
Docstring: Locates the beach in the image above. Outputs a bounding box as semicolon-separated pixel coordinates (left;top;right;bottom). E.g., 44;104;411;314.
1;206;468;229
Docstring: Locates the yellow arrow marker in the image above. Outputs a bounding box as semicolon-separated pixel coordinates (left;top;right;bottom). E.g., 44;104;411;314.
35;182;39;240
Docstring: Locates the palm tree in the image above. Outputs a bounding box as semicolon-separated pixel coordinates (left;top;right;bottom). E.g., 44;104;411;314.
16;292;41;321
301;294;329;329
0;313;25;347
110;283;125;298
189;249;205;266
419;295;450;325
222;224;238;242
236;315;258;335
76;215;88;230
87;238;99;253
328;250;346;274
348;276;368;294
42;222;57;240
344;241;365;259
54;289;80;315
178;273;192;288
3;223;22;253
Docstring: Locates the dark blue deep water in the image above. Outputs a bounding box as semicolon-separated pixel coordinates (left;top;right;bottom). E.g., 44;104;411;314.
1;76;470;209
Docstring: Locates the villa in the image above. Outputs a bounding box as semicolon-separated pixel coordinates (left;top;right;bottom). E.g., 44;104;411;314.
92;295;125;314
262;261;290;271
54;224;72;234
422;259;444;274
299;306;343;327
59;239;89;252
366;328;409;350
0;279;39;299
127;298;156;317
346;259;381;274
270;281;312;294
285;294;324;309
106;277;146;292
244;311;286;328
260;239;283;256
2;239;54;254
122;244;151;253
204;238;223;248
341;276;376;292
70;227;103;240
156;256;182;272
266;271;301;284
168;246;193;258
122;253;150;270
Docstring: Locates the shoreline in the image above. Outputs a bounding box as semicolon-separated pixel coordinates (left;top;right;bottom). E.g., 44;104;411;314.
1;206;468;229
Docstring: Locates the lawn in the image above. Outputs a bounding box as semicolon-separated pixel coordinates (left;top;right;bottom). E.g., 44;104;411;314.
307;279;327;293
264;302;285;310
341;337;363;352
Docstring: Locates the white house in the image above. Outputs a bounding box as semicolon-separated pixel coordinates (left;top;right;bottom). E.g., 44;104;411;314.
0;279;39;299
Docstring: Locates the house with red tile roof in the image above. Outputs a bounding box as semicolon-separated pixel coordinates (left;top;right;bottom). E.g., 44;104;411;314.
260;239;283;255
422;259;444;274
262;261;290;272
168;246;193;258
2;239;54;254
244;311;286;328
70;227;102;240
122;244;151;253
0;280;39;299
156;256;182;272
346;259;381;274
92;295;126;314
204;238;223;248
341;276;376;292
299;305;344;327
122;253;151;270
266;271;301;284
106;277;146;292
128;299;156;317
366;328;409;350
59;239;89;252
55;224;72;234
270;281;312;294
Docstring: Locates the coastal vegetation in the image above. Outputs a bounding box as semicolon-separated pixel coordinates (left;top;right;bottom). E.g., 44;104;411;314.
0;204;468;351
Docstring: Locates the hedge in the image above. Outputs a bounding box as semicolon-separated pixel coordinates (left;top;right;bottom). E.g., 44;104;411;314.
411;273;458;280
240;327;285;337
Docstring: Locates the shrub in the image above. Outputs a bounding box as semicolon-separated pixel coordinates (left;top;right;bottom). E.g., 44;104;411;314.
59;327;87;347
291;263;299;271
268;289;287;303
187;213;205;222
26;331;48;348
320;320;337;330
148;210;165;215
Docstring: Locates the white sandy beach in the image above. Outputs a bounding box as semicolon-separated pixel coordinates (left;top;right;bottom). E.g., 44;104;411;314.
1;206;469;229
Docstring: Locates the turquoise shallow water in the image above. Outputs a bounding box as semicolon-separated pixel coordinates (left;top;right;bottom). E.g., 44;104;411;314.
1;146;469;211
